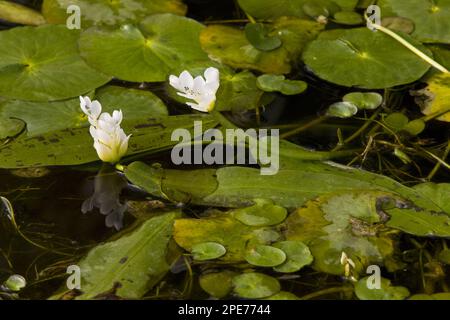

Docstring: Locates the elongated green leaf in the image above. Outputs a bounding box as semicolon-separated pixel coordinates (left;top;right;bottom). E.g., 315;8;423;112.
52;211;180;299
0;115;217;168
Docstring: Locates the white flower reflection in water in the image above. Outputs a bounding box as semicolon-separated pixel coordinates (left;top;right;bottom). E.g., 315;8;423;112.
81;165;128;230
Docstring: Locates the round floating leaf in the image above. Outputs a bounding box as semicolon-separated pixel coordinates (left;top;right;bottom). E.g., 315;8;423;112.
343;92;383;110
379;0;450;44
0;118;25;139
0;25;110;101
191;242;227;261
233;199;288;227
303;27;431;89
0;86;168;137
381;17;415;34
326;102;358;118
303;1;338;19
199;271;237;298
355;277;410;300
42;0;186;27
79;14;208;82
245;245;286;267
383;113;409;132
232;273;281;299
402;119;426;136
245;23;282;51
265;291;300;300
333;11;363;25
273;241;313;273
257;74;307;95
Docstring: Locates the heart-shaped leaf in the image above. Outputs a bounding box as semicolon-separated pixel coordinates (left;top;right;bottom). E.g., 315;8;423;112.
244;245;286;267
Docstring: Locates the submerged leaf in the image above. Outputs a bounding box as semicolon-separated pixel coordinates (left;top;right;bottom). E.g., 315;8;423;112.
199;271;237;298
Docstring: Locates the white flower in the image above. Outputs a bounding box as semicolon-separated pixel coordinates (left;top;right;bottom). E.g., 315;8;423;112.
80;96;130;164
169;67;220;112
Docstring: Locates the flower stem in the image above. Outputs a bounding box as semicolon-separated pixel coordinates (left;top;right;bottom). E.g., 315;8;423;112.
365;16;449;74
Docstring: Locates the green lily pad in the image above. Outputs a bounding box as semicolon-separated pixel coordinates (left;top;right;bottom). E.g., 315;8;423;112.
257;74;307;95
79;14;208;82
409;293;450;300
326;102;358;118
200;17;323;74
343;92;383;110
199;271;237;298
0;25;110;101
273;241;313;273
333;11;363;25
42;0;186;27
355;276;410;300
0;118;25;139
245;23;282;51
232;273;281;299
379;0;450;44
245;245;286;267
191;242;227;261
232;199;288;227
0;86;168;137
303;27;432;89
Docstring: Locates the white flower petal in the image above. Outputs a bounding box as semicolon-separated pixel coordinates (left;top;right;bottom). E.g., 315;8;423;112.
179;71;194;91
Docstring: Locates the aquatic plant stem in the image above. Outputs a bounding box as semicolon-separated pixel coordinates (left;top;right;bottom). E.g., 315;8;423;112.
365;17;449;74
280;116;328;139
299;286;354;300
427;141;450;180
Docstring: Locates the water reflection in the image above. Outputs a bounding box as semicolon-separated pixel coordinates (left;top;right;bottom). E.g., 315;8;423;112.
81;165;128;230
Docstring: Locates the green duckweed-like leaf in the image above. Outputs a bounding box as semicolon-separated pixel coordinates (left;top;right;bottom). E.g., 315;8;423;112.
173;213;281;263
232;273;281;299
343;92;383;110
245;245;286;267
0;25;110;101
379;0;450;44
256;74;307;95
272;241;313;273
355;277;410;300
52;211;180;300
42;0;186;27
303;28;432;89
326;102;358;118
191;242;227;261
79;14;208;82
199;271;237;298
232;199;288;227
0;114;217;168
245;23;282;51
383;113;409;132
200;17;324;74
0;86;168;137
402;119;426;136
